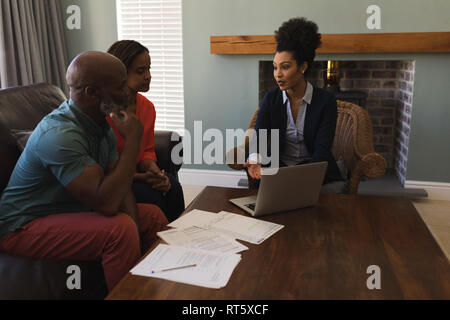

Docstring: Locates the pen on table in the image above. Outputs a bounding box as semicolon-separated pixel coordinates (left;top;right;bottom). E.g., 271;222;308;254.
151;264;197;274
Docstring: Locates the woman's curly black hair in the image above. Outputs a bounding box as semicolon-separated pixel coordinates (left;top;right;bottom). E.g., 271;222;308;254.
275;17;321;74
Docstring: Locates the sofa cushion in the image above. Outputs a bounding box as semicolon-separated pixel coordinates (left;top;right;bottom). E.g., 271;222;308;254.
0;83;66;194
0;83;66;133
0;126;21;193
10;129;33;151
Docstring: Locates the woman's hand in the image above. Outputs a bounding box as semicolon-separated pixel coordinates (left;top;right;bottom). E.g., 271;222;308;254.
244;162;262;180
140;168;171;195
134;169;171;195
151;169;171;195
136;159;171;195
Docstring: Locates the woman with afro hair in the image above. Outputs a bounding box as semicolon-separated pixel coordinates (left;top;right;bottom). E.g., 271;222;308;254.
245;17;345;190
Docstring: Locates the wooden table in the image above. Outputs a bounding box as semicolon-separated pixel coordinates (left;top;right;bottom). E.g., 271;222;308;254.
107;186;450;300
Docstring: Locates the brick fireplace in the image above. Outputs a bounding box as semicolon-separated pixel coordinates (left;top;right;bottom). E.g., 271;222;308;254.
259;60;416;185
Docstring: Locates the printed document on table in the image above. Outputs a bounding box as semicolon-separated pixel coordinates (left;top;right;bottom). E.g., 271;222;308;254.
206;211;284;244
157;226;248;254
168;209;219;229
167;209;284;245
130;244;241;289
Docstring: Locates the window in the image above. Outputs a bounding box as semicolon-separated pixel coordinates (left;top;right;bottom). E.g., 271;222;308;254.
116;0;185;134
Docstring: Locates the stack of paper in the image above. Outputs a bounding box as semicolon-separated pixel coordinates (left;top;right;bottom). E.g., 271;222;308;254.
157;226;248;254
131;209;284;289
168;209;284;245
207;211;284;245
130;244;241;289
167;209;219;229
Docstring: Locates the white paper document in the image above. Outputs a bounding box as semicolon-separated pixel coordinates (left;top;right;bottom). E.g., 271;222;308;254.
130;244;241;289
167;209;219;229
168;209;284;245
157;226;248;254
207;211;284;244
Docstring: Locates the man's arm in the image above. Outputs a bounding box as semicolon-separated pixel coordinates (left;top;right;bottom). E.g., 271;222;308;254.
119;189;140;232
107;161;141;232
65;111;143;216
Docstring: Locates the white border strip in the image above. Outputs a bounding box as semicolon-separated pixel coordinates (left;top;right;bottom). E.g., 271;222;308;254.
405;180;450;201
179;169;247;188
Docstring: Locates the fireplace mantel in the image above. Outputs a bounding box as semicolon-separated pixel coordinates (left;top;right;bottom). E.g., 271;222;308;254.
210;32;450;54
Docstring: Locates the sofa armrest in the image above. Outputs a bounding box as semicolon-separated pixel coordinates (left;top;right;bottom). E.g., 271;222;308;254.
154;130;183;180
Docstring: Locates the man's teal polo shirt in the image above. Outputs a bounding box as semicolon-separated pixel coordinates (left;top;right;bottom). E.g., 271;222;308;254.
0;100;118;239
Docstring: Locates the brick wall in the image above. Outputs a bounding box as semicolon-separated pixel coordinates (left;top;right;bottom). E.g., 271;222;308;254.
259;60;415;184
395;61;415;185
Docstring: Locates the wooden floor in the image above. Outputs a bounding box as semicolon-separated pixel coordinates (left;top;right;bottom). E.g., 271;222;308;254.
182;185;450;262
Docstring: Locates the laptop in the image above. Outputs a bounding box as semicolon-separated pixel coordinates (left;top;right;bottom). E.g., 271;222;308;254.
230;162;328;217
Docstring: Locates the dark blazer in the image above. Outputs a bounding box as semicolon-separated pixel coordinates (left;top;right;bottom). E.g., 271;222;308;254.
255;86;343;184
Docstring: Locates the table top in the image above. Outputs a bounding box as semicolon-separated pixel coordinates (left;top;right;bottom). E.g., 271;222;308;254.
107;186;450;300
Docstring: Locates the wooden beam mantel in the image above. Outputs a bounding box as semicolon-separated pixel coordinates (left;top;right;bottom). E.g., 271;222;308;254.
210;32;450;54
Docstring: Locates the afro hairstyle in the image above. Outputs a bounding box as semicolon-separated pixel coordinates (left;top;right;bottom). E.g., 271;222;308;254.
275;17;322;74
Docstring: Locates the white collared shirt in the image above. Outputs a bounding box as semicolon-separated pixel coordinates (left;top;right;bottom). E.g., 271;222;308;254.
280;82;313;166
248;82;313;166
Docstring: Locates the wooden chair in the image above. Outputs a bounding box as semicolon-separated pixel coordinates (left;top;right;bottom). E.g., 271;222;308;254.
226;100;387;194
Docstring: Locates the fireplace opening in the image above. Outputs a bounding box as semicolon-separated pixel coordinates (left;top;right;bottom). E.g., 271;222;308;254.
259;60;416;187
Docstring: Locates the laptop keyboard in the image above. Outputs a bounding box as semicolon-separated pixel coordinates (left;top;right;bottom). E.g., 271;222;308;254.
245;203;256;211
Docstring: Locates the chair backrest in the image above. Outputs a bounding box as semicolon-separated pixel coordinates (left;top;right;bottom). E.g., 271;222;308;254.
332;100;375;175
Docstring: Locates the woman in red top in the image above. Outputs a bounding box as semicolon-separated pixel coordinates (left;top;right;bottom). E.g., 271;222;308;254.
107;40;184;222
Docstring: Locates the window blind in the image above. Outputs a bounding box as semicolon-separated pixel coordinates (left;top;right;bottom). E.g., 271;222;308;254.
116;0;185;134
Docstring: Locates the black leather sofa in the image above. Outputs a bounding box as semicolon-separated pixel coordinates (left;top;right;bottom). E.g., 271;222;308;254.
0;83;182;299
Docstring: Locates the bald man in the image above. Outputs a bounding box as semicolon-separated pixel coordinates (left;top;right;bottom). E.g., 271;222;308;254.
0;52;168;292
